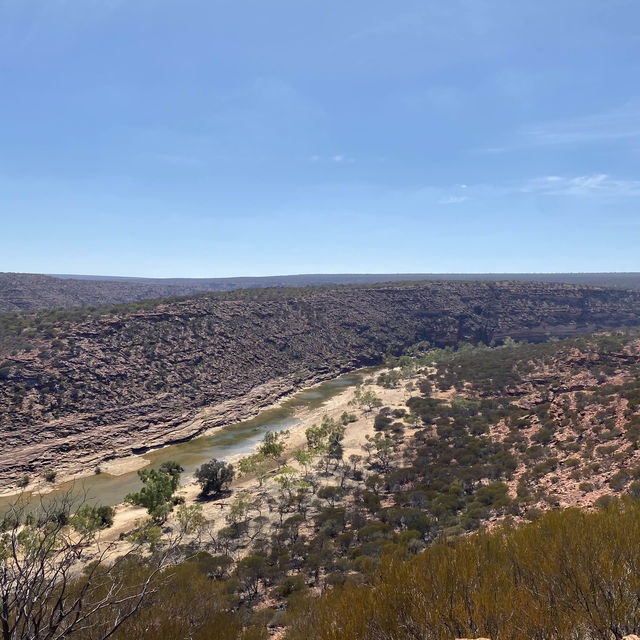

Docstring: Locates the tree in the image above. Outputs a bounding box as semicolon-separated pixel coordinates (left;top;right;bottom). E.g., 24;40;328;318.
362;440;375;464
259;430;286;464
237;453;270;487
350;385;382;412
292;449;316;478
0;493;180;640
348;454;363;476
366;433;395;472
176;503;206;535
327;430;344;469
340;411;357;425
317;485;343;507
306;416;345;456
361;389;383;412
195;459;234;498
236;555;270;599
125;462;182;522
377;370;402;388
71;504;114;535
274;467;299;501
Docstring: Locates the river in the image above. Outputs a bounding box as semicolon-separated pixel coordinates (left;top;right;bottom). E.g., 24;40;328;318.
0;368;371;514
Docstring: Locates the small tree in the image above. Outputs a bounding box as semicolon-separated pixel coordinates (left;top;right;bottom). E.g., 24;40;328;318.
195;459;234;498
259;430;286;465
360;389;383;413
327;430;344;469
340;411;357;425
227;491;260;526
175;503;206;535
367;433;395;472
317;485;343;507
350;385;382;412
125;463;182;523
0;493;180;640
348;454;363;476
274;466;299;501
71;504;115;534
292;449;316;478
237;453;270;487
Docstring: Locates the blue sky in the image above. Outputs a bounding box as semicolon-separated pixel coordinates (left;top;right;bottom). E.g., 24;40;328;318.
0;0;639;277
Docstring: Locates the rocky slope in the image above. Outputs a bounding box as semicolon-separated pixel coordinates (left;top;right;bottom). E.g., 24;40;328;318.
422;332;640;517
2;280;640;489
3;271;640;313
0;273;188;313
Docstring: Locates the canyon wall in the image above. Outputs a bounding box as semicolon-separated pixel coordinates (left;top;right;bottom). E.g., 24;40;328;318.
2;281;640;488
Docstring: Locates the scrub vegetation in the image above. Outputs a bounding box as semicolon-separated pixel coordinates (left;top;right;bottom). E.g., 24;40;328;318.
3;330;640;639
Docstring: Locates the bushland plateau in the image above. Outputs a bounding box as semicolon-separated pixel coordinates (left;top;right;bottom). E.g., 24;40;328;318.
2;280;640;490
2;271;640;313
3;280;640;640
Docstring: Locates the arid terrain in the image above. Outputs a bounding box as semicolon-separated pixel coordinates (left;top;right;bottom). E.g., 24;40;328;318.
103;330;640;560
6;329;638;639
3;280;640;489
3;271;640;313
5;1;639;637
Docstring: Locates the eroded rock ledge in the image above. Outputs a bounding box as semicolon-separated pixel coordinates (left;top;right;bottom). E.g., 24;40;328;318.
2;280;640;489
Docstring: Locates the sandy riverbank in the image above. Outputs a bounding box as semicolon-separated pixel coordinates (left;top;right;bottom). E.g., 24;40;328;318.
0;368;374;500
97;372;417;545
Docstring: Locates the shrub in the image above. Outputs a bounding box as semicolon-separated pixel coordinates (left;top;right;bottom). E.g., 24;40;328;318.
71;504;115;533
609;469;630;491
594;494;616;509
627;480;640;499
285;500;640;640
373;414;393;431
340;411;357;425
195;459;234;498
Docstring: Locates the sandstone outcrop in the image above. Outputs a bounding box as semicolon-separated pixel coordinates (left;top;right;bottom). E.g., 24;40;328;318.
2;280;640;489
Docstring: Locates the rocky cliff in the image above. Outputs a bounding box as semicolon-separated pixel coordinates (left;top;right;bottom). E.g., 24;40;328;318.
2;280;640;489
3;271;640;313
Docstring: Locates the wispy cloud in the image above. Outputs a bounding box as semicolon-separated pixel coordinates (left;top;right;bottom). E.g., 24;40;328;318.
521;102;640;146
521;174;640;196
309;154;355;164
438;195;468;204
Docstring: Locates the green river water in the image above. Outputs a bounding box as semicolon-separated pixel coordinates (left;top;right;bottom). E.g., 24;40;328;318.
0;369;371;514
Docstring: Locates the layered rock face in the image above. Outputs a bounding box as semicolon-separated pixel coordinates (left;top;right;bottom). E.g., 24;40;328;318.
2;281;640;488
3;272;640;314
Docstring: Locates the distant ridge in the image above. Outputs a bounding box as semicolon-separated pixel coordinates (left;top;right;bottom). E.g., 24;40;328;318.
1;271;640;313
49;271;640;288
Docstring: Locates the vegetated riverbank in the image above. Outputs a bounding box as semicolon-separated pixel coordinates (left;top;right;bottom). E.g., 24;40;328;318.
4;280;640;490
8;365;408;569
103;368;411;546
0;366;376;507
6;332;640;640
